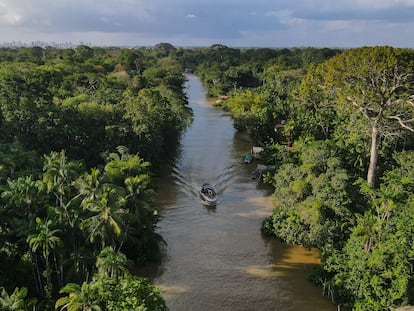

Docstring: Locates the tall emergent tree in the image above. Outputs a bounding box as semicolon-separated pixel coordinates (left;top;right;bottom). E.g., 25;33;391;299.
299;46;414;186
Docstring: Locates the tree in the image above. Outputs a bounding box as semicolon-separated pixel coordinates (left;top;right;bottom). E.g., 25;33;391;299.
95;247;129;280
119;49;145;73
301;46;414;186
0;141;38;182
102;147;161;261
74;168;102;208
42;150;82;228
153;42;177;58
55;283;101;311
80;185;127;249
263;139;353;249
56;247;165;311
89;274;166;311
322;151;414;310
1;175;40;221
28;217;62;300
122;88;166;159
0;174;49;297
74;45;94;63
0;287;34;311
57;274;166;311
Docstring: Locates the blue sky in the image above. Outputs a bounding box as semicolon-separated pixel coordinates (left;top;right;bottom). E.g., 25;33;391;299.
1;0;414;47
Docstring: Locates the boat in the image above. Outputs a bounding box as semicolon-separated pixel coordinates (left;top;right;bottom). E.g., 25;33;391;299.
244;153;252;164
200;183;217;206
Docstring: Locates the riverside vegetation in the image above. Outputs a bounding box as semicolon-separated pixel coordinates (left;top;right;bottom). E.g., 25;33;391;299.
189;45;414;311
0;44;192;310
0;43;413;310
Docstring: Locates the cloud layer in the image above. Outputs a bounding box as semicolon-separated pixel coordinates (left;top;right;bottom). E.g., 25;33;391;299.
1;0;414;47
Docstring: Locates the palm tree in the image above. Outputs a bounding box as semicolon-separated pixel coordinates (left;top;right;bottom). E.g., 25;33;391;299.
0;287;31;311
1;176;48;297
104;149;155;232
124;175;156;237
28;217;62;298
55;283;101;311
74;168;102;208
1;176;39;222
80;185;127;249
103;146;151;186
95;247;129;280
42;150;81;227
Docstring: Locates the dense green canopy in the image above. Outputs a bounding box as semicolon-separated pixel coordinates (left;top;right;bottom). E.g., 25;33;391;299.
1;44;413;310
0;45;192;310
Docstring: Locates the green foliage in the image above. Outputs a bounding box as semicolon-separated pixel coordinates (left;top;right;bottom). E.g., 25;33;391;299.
314;150;414;309
297;46;414;185
222;70;300;145
261;47;414;309
28;218;62;260
0;46;192;167
91;274;166;311
0;146;161;308
267;139;354;249
95;248;130;280
194;46;339;97
122;87;192;163
182;46;414;310
259;143;293;167
0;287;35;311
0;141;39;183
55;282;101;311
1;44;413;311
56;247;166;311
80;185;128;249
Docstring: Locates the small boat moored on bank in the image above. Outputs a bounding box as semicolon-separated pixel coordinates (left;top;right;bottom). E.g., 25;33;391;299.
244;153;252;163
200;183;217;206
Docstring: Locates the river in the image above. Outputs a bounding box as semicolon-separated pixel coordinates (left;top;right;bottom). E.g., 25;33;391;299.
143;74;335;311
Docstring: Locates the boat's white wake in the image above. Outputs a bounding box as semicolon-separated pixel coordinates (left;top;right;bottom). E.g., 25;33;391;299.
169;160;240;206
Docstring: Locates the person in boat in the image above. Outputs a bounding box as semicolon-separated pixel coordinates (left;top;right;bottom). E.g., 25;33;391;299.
201;184;216;198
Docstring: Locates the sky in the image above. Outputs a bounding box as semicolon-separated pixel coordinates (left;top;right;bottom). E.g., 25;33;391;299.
1;0;414;48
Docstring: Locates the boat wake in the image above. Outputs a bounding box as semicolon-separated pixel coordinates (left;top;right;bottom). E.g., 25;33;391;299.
169;160;239;206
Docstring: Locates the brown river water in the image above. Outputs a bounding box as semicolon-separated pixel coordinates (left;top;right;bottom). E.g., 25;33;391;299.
140;74;336;311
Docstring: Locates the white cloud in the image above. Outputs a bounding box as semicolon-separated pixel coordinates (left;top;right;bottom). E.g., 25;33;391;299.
354;0;414;9
323;20;353;31
2;13;22;25
0;0;414;47
0;1;22;25
264;9;305;25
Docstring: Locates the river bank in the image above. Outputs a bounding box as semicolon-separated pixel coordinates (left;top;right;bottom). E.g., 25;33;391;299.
139;74;335;310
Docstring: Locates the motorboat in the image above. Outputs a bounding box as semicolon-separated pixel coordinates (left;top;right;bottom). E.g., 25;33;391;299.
200;183;217;206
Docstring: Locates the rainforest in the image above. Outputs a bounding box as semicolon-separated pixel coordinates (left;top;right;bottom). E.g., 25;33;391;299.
0;43;413;311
